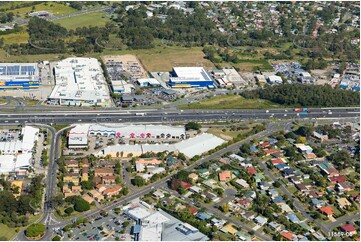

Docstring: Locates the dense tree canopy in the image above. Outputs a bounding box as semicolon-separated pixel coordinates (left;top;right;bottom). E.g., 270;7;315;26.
241;84;359;107
25;223;46;238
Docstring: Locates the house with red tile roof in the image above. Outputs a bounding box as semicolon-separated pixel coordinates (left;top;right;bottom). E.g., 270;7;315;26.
341;224;357;235
328;176;346;183
103;185;122;197
319;206;333;217
260;141;270;148
280;230;296;241
247;167;257;175
219;170;232;182
271;158;285;165
188;206;198;215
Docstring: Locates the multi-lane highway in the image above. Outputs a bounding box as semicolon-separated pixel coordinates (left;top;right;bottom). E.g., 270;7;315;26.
0;107;359;124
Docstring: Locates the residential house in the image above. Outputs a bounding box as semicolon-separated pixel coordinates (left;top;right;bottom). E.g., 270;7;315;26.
188;206;198;215
313;131;328;141
204;191;219;202
272;196;285;205
280;230;297;241
336;198;351;209
311;198;325;208
94;168;114;177
196;211;212;221
271;158;285;165
189;185;203;194
198;168;210;178
254;173;265;182
282;168;295;178
82;194;94;204
268;189;279;198
319;206;334;217
63;173;80;185
81;158;89;168
254;216;268;226
340;224;357;235
103;185;122;197
65;160;79;169
337;182;353;193
88;189;104;202
287;213;300;224
289;176;302;184
211;218;225;228
219;170;233;182
295;183;312;192
236;231;251;241
259;181;271;190
280;204;293;214
235;179;249;188
247;167;257;175
242;211;255;221
81;167;88;182
152;190;164;199
229;154;245;162
275;164;289;171
221;223;238;235
188;173;199;183
165;155;178;166
328;176;346;183
238;198;252;209
295;144;313;154
244;190;256;199
96;184;106;193
102;176;117;185
202;179;219;190
268;221;282;232
71;185;82;193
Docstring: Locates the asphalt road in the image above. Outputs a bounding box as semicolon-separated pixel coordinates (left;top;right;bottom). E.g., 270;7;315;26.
0;107;359;125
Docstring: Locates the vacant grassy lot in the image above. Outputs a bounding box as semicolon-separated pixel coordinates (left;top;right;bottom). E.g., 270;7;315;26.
100;46;215;72
178;94;281;110
2;31;29;45
53;11;110;30
0;223;17;240
207;123;262;140
11;2;77;16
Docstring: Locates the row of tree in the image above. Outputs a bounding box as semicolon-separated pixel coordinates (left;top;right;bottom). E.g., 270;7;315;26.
241;84;359;107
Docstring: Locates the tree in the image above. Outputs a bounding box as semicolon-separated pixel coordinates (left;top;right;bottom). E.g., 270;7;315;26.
64;207;74;215
220;203;229;212
52;235;61;241
131;176;145;187
73;197;90;212
26;223;46;238
122;221;130;227
297;136;307;144
185;122;202;131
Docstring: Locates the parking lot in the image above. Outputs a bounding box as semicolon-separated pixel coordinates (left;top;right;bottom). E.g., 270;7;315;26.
0;129;20;142
61;210;134;241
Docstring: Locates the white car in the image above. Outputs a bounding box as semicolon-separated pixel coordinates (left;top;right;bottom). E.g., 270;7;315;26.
266;110;269;113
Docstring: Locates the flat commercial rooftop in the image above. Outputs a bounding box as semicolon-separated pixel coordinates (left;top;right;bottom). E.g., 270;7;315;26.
48;58;111;106
172;67;212;81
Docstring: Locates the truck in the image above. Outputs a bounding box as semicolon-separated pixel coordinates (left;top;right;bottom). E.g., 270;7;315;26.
294;108;310;113
135;113;145;116
299;112;309;117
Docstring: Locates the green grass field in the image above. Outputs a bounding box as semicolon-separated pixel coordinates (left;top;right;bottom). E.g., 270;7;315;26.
1;31;29;45
10;2;77;16
178;94;282;110
53;12;110;30
0;223;17;240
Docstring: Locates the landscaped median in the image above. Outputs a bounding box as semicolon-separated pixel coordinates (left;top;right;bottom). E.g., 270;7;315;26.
25;223;46;240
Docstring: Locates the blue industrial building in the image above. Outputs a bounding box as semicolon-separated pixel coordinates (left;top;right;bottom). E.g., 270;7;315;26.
168;67;214;88
0;63;39;89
